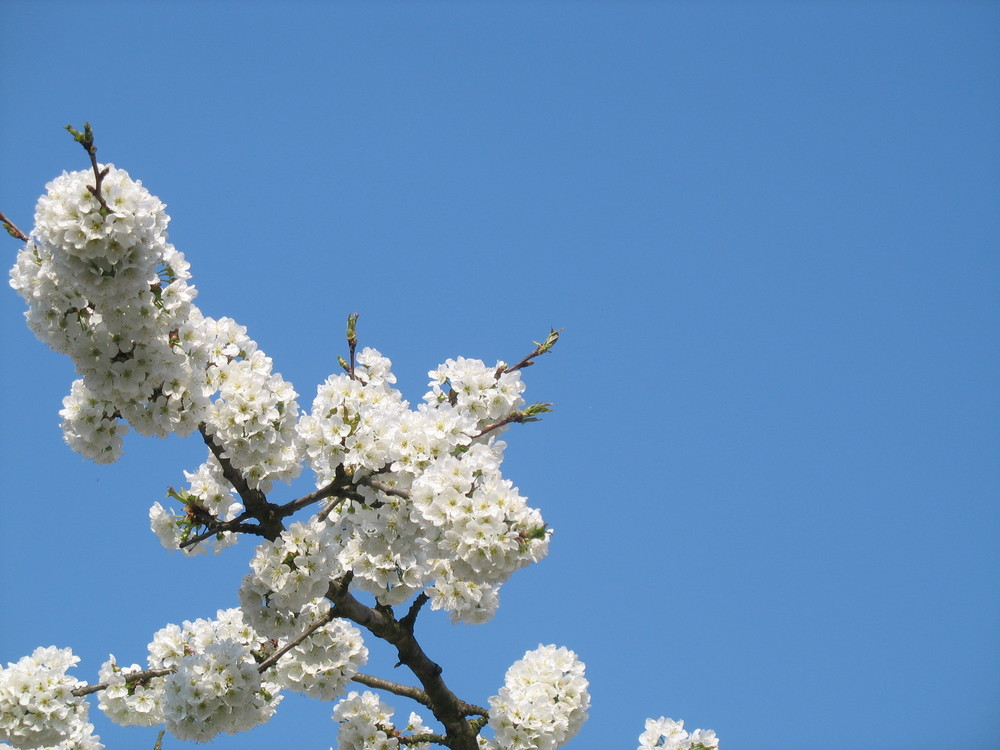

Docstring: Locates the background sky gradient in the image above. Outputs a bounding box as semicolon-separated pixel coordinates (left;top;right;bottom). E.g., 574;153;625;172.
1;2;998;749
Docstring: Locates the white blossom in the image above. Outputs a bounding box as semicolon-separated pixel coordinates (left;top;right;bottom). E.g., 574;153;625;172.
637;717;720;750
96;658;164;728
0;647;100;750
484;645;589;750
270;613;367;701
144;609;281;743
5;159;708;750
161;640;275;743
333;691;427;750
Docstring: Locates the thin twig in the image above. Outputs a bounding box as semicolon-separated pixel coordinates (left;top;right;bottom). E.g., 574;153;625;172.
65;123;109;212
347;313;359;379
0;212;29;242
257;610;335;673
362;477;411;499
276;466;361;519
499;328;562;375
72;667;174;697
178;511;264;549
351;672;434;709
474;403;553;439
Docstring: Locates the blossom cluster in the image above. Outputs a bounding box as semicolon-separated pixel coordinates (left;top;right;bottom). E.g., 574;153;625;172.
637;717;720;750
5;157;722;750
332;691;430;750
97;608;279;742
268;608;367;701
484;645;590;750
9;167;300;504
10;166;203;459
293;350;549;623
239;520;345;637
11;165;552;614
149;453;243;554
0;647;101;750
93;605;369;744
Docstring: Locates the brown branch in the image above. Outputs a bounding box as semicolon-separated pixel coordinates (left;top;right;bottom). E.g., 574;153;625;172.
71;666;174;697
276;464;364;519
399;733;449;746
350;671;488;720
326;584;483;749
181;466;364;549
0;212;29;242
362;477;411;499
499;328;562;375
65;123;109;212
198;423;283;541
399;592;429;633
278;464;409;523
178;511;267;549
257;609;335;673
351;672;434;708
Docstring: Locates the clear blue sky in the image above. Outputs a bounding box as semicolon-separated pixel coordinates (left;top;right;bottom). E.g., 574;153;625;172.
1;2;997;748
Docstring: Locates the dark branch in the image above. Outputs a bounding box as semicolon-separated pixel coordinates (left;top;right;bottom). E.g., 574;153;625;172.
198;423;283;540
363;477;411;499
326;584;482;749
399;592;429;633
399;733;449;746
178;512;268;549
276;464;365;519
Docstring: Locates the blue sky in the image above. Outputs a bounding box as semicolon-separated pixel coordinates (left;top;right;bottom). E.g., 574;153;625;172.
1;2;998;748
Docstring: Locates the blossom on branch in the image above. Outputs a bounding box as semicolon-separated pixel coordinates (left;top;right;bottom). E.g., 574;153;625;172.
2;131;720;750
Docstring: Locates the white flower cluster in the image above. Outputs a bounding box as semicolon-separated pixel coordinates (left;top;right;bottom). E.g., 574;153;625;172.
161;640;272;743
10;168;301;505
12;167;550;622
426;356;525;422
10;167;204;460
149;454;243;554
637;717;719;750
95;658;162;728
100;609;281;742
0;647;101;750
99;608;279;743
332;691;430;750
269;612;367;701
99;605;368;742
240;520;346;636
484;645;590;750
199;324;302;492
33;166;167;268
294;350;548;623
413;444;549;623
